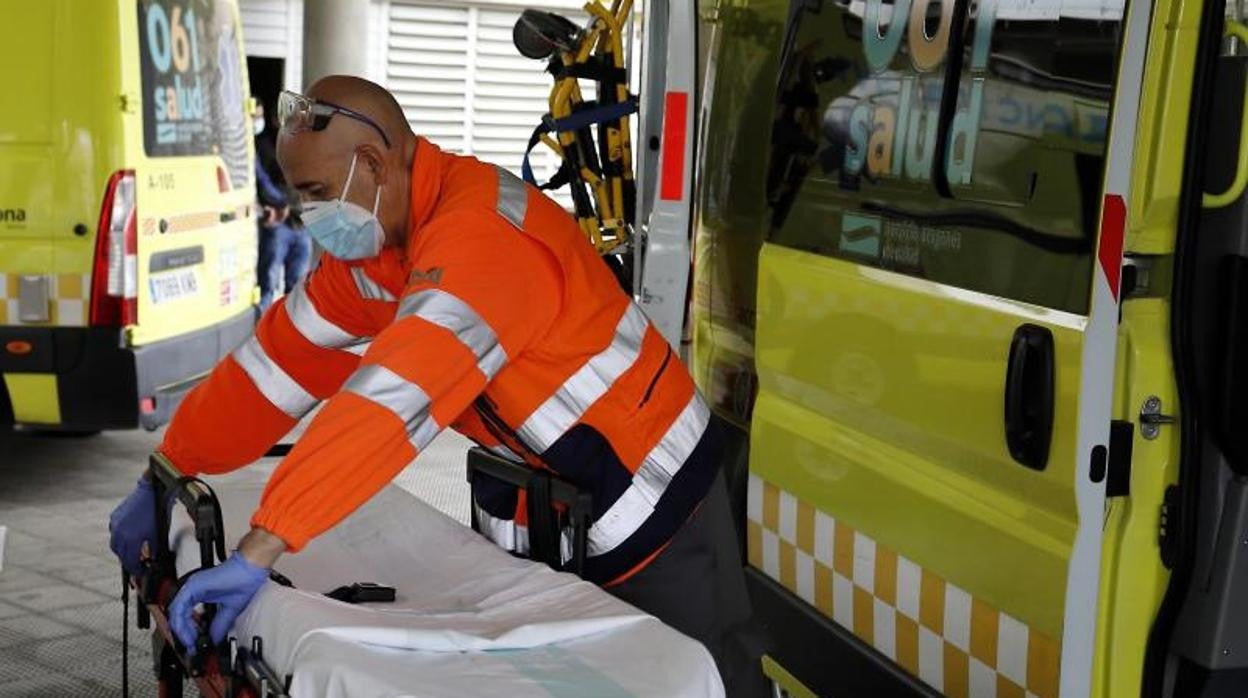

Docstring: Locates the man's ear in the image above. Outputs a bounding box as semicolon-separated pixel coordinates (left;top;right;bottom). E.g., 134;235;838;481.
355;143;388;186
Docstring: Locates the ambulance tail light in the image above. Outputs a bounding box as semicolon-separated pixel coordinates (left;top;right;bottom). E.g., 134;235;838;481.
89;170;139;327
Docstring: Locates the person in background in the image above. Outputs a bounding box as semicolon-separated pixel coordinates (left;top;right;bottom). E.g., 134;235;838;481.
253;102;311;309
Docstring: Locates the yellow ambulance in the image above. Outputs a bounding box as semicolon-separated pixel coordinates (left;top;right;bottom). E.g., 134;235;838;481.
692;0;1248;694
0;0;257;432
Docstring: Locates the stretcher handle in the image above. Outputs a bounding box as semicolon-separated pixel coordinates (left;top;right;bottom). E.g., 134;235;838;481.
466;448;591;577
148;453;227;571
467;449;585;504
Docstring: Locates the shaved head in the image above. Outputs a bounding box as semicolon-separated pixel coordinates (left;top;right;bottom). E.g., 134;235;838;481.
307;75;412;145
277;75;419;249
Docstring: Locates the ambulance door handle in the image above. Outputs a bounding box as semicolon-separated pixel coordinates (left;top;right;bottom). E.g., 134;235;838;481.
1204;21;1248;209
1004;324;1055;471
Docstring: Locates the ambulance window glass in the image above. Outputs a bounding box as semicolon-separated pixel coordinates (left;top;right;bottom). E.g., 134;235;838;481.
137;0;251;188
766;0;1126;314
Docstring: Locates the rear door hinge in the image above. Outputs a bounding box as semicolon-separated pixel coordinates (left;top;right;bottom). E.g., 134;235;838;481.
1107;420;1134;497
1139;395;1177;440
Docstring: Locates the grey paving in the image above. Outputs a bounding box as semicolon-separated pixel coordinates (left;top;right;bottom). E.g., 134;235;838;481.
0;417;471;696
0;426;162;696
0;613;78;648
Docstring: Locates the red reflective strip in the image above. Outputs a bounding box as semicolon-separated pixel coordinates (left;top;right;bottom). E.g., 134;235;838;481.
1098;194;1127;301
660;91;689;201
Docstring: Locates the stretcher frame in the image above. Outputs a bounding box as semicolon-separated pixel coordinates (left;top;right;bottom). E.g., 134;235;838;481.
128;447;596;696
518;0;637;258
466;447;593;576
126;450;291;698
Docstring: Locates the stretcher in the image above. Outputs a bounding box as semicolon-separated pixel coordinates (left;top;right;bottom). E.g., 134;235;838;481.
513;0;638;292
127;451;724;697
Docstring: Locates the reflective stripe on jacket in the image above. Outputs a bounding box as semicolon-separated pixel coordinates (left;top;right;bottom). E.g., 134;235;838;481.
159;138;719;584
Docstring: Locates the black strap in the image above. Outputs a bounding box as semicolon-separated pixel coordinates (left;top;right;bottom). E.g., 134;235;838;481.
121;571;129;698
521;97;639;186
553;59;627;84
541;161;575;192
159;475;227;665
166;475;228;567
264;443;294;458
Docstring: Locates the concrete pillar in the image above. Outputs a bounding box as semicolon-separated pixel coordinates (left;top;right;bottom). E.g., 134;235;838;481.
302;0;372;87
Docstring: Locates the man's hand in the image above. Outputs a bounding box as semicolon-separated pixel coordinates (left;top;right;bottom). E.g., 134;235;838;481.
108;477;157;576
261;205;279;228
168;551;270;652
261;205;290;228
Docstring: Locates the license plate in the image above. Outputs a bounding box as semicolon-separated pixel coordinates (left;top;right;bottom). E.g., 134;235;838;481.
149;269;198;304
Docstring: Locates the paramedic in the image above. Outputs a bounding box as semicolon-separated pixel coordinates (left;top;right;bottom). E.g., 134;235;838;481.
108;76;764;694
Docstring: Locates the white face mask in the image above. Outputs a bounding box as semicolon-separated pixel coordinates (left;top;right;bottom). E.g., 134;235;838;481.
254;117;265;136
299;153;385;261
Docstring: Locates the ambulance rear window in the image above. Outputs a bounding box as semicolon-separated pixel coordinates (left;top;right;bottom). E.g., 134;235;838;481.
136;0;249;188
766;0;1127;315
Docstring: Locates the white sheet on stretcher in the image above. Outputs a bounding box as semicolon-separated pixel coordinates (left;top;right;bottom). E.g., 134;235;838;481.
169;471;724;698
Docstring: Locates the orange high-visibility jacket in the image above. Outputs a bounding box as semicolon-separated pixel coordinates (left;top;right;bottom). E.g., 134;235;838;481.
160;138;719;584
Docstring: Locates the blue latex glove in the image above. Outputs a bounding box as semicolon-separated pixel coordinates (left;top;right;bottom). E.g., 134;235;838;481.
168;552;269;653
108;477;156;576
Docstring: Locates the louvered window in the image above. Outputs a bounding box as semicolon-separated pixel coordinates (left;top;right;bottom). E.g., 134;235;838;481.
386;1;635;206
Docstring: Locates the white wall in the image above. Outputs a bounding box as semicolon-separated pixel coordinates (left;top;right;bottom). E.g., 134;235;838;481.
239;0;304;91
239;0;642;195
379;0;643;195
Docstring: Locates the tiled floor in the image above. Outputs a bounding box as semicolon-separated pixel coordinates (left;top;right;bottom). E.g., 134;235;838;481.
0;424;471;697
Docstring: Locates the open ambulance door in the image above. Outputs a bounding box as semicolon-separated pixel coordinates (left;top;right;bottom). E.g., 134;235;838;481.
744;0;1148;694
633;0;699;350
1147;2;1248;695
